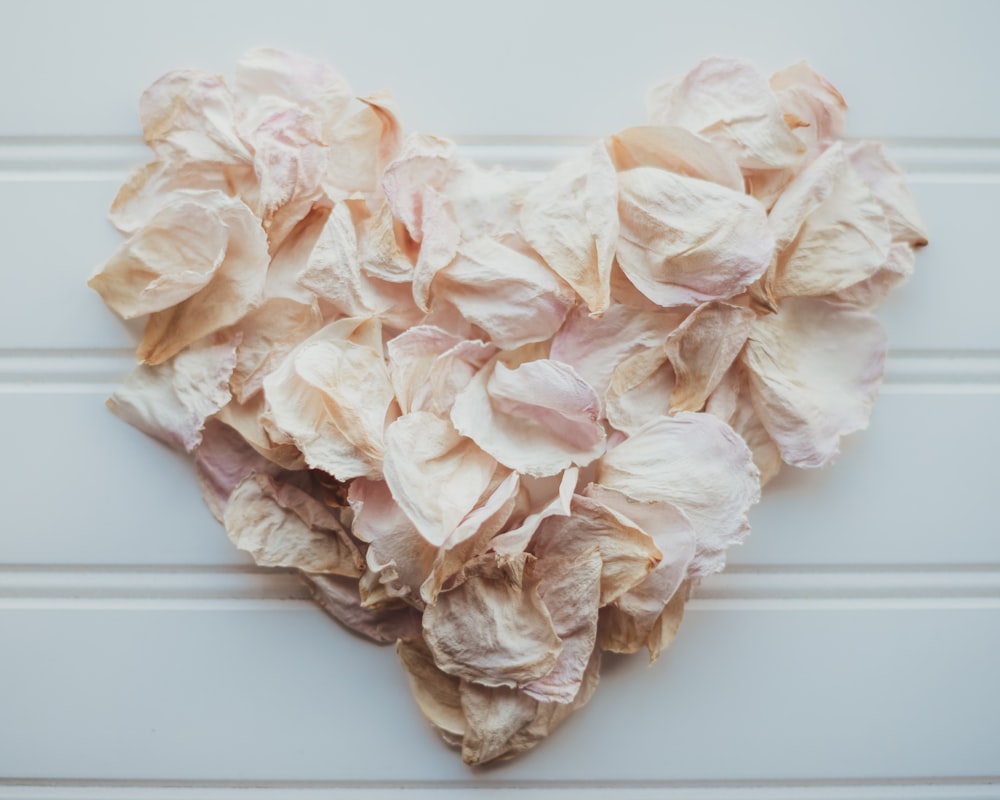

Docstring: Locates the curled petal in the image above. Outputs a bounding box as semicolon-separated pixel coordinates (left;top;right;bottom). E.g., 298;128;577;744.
617;167;773;307
847;141;929;247
325;90;403;197
107;332;239;453
597;412;760;576
744;297;888;468
452;358;606;477
224;472;363;575
605;345;675;436
305;574;422;644
520;142;618;313
647;56;806;170
491;467;577;557
832;241;916;309
770;61;847;147
397;637;466;744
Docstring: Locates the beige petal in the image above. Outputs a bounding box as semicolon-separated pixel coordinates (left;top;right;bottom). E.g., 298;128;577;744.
224;472;363;575
451;358;606;477
304;574;421;644
663;300;756;413
263;318;394;480
523;547;602;703
491;467;578;557
296;202;374;316
770;144;892;299
216;393;307;470
348;478;436;607
847;141;929;247
435;238;575;349
107;332;239;453
382;412;499;547
423;556;562;689
520;142;618;313
607;125;743;191
139;69;250;164
386;326;496;417
356;202;414;283
229;298;323;403
832;241;916;309
458;647;601;765
617;166;773;307
597;412;760;576
647;56;806;170
744;296;887;468
532;494;661;605
600;582;688;662
397;636;466;744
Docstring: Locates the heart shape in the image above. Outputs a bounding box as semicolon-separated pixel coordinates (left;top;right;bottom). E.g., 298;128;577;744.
88;48;926;765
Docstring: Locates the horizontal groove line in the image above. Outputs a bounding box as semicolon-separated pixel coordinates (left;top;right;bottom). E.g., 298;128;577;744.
1;137;1000;176
1;566;997;607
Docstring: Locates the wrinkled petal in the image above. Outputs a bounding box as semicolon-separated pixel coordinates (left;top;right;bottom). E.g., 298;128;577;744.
597;412;760;575
263;318;394;480
743;296;887;468
397;636;466;743
520;142;618;313
422;557;562;688
662;300;756;412
216;393;307;470
452;358;606;477
383;412;498;547
107;332;239;452
224;472;363;575
296;202;374;315
604;345;675;435
832;241;916;309
647;56;806;170
325;90;402;197
847;141;929;246
770;61;847;147
305;574;422;644
617;167;773;307
491;467;577;557
434;238;575;349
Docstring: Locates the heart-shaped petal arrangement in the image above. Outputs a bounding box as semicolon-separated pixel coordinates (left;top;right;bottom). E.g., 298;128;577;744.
89;49;927;766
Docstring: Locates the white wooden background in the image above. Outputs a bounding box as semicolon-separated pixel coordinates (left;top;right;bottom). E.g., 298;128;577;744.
2;0;999;796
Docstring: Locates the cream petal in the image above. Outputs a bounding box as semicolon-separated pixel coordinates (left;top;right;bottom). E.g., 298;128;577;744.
647;57;806;170
604;344;676;436
607;125;744;191
600;584;688;662
139;69;250;164
386;326;496;417
422;557;562;688
357;202;414;283
770;144;892;299
216;393;307;471
229;298;323;403
662;300;756;413
224;472;363;575
770;61;847;146
263;318;394;480
520;142;618;313
597;412;760;576
617;167;774;307
434;238;575;349
107;332;239;453
490;467;578;557
133;193;269;365
744;296;887;468
305;574;422;644
832;241;916;309
296;202;374;316
847;141;929;246
324;90;402;197
451;358;606;477
382;412;498;547
550;302;683;400
382;133;457;239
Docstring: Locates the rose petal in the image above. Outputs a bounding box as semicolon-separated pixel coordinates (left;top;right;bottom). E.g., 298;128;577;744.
607;125;744;191
847;141;929;247
305;574;422;644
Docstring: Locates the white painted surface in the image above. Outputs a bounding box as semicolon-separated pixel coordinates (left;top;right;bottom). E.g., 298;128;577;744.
1;0;998;795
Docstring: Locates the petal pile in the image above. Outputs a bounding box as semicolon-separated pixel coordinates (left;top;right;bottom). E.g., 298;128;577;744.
90;51;926;765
